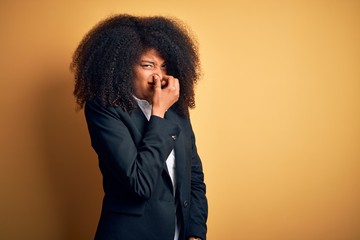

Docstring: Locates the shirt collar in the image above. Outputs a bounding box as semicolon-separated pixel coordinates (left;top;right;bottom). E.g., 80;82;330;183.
133;95;152;120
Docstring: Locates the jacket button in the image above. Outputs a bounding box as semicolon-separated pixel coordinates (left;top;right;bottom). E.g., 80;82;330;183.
171;135;177;140
183;200;188;208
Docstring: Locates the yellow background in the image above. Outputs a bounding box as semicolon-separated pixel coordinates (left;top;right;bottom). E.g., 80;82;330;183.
1;0;359;239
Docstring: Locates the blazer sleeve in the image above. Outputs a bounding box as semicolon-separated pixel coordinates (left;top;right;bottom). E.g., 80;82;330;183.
188;124;208;240
84;98;181;200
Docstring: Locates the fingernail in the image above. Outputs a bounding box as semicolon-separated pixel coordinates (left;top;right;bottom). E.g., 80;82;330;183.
153;74;160;80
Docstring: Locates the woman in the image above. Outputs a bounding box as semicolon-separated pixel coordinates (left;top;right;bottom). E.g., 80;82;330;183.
71;14;207;240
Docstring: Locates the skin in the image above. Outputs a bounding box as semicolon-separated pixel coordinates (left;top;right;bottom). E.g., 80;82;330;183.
133;48;180;118
133;49;201;240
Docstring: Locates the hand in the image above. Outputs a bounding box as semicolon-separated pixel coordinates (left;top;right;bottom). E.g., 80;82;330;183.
151;74;179;118
188;237;202;240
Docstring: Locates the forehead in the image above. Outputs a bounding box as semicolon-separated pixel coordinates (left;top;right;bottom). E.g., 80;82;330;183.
139;48;165;62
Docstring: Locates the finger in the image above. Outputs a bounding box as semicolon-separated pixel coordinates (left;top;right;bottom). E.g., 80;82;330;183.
162;74;173;82
153;75;161;90
161;79;167;88
161;75;171;87
164;75;175;88
174;78;180;90
169;78;179;91
174;78;180;97
162;74;171;80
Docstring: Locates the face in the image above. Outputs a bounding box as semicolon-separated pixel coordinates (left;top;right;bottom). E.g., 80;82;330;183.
133;48;167;103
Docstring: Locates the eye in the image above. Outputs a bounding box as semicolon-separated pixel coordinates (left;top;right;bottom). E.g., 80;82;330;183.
161;63;167;70
141;64;154;69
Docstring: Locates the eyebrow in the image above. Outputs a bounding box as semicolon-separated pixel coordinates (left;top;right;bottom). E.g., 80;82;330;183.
140;60;166;65
140;60;155;64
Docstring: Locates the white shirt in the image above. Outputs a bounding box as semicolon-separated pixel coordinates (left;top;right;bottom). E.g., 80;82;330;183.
133;96;179;240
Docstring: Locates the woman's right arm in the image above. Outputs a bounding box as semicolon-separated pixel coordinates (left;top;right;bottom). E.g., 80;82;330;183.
84;98;180;199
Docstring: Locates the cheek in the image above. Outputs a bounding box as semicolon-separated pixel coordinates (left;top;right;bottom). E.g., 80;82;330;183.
134;77;151;95
136;71;151;83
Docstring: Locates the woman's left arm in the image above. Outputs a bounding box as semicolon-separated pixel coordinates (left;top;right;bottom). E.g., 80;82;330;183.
188;127;208;240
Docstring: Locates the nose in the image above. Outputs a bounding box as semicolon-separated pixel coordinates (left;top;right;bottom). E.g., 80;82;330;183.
153;68;165;80
152;73;161;81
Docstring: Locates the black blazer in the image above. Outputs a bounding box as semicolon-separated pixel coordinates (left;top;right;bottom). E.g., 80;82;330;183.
85;98;207;240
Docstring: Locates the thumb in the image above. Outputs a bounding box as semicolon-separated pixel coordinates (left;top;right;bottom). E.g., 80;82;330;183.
153;75;161;90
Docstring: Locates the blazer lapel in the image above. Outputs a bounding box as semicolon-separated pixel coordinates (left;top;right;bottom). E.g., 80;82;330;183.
129;106;148;145
165;110;187;192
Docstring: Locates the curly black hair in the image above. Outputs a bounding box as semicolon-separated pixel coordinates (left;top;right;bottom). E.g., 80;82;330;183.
71;14;200;116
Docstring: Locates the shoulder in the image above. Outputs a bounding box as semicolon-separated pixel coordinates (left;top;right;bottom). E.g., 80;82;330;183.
85;97;131;119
